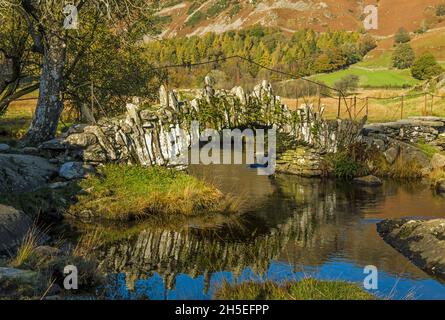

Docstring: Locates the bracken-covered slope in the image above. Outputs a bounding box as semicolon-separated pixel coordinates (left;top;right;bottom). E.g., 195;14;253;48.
152;0;445;38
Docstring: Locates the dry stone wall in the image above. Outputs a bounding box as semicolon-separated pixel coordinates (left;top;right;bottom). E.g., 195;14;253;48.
38;80;365;172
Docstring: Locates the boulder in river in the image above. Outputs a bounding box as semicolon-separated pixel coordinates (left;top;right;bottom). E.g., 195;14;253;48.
353;175;383;187
377;219;445;279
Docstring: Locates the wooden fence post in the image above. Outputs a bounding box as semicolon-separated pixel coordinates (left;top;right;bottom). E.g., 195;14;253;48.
353;96;357;119
366;97;369;117
424;93;428;115
337;96;341;119
295;85;299;110
431;95;434;115
401;95;404;120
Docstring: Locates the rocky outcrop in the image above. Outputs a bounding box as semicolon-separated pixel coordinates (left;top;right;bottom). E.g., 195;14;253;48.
377;219;445;279
0;205;32;254
0;154;58;193
361;129;432;173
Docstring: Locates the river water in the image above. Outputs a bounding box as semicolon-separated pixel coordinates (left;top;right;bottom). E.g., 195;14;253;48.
99;161;445;300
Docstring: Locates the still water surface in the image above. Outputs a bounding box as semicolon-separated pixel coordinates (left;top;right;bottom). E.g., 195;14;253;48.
100;161;445;300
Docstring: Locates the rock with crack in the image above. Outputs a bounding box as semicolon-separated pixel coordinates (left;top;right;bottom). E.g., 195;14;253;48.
377;219;445;280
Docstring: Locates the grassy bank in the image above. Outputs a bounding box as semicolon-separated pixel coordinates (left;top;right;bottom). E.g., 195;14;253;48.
70;164;241;222
0;99;73;144
215;279;375;300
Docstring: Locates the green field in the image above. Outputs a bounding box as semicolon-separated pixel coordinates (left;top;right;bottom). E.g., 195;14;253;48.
312;66;420;89
356;51;393;69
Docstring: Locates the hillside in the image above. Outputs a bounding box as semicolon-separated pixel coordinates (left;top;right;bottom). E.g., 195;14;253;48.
152;0;445;39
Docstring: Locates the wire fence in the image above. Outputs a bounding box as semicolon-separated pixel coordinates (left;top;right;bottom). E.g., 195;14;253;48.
150;55;445;122
9;55;445;123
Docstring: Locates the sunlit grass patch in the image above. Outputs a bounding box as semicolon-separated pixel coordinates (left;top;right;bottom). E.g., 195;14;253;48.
372;154;424;180
416;142;444;159
70;164;242;221
9;225;41;268
214;279;376;300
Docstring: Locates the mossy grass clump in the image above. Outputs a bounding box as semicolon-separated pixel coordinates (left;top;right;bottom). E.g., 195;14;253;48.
416;142;444;159
70;164;241;221
215;279;376;300
327;142;372;180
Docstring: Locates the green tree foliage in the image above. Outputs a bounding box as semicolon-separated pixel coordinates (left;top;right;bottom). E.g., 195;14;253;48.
392;43;416;69
436;3;445;16
394;27;411;44
0;1;162;143
411;52;444;80
0;8;40;115
333;75;360;95
359;34;377;56
144;27;373;88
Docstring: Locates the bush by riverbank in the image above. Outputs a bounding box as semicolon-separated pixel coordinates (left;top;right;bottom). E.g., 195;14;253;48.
69;164;242;222
215;279;375;300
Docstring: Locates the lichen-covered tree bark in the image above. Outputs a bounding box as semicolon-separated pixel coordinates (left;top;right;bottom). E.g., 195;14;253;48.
24;30;66;144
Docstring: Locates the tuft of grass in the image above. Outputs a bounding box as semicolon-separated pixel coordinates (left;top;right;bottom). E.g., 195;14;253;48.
330;153;360;180
70;164;242;221
72;229;104;259
372;154;423;179
9;225;41;268
215;279;375;300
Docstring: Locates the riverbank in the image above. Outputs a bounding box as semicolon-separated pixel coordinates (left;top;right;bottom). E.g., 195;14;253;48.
0;156;245;299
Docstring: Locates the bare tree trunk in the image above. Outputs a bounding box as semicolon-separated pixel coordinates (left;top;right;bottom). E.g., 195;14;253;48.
24;31;66;144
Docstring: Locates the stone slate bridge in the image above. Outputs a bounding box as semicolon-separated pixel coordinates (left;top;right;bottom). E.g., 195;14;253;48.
39;78;365;171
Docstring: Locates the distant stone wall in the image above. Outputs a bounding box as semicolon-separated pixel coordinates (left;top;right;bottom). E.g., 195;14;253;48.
363;117;445;151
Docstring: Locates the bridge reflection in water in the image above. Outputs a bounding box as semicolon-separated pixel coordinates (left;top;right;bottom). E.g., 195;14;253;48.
98;162;445;300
